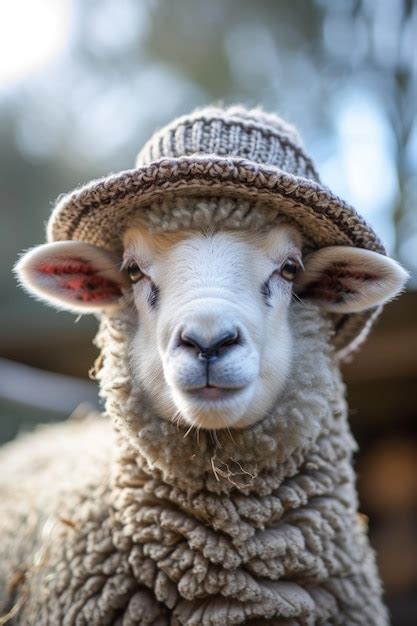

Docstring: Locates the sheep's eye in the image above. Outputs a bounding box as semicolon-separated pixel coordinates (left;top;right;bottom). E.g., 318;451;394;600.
281;258;299;282
127;262;144;284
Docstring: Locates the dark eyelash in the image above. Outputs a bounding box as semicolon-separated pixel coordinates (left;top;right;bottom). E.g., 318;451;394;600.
260;280;273;307
147;283;160;308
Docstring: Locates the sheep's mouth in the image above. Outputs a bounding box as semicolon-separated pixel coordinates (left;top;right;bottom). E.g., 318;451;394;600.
187;385;245;402
174;383;257;430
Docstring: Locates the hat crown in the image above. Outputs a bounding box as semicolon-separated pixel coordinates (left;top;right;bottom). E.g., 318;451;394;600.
136;105;320;182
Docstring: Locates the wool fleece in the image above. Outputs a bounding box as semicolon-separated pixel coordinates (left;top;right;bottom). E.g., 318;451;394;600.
0;303;387;625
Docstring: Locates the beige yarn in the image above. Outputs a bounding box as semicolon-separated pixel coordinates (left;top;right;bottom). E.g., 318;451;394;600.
0;303;388;625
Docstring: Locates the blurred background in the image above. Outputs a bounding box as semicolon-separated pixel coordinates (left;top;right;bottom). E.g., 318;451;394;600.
0;0;416;622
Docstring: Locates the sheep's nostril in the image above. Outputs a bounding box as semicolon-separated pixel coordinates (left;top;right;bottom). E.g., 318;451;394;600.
179;329;240;360
209;330;240;354
179;332;204;353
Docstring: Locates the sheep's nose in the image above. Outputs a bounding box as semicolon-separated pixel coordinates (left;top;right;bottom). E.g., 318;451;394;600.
179;329;240;361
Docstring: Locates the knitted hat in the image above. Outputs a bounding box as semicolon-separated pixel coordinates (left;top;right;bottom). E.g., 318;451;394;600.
46;105;386;357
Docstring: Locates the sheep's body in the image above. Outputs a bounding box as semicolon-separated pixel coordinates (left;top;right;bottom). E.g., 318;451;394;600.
0;304;387;625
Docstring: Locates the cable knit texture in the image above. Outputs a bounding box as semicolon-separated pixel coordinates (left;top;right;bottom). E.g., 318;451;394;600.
0;303;388;625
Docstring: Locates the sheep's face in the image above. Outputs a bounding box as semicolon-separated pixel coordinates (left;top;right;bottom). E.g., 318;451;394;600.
122;227;300;429
16;221;408;430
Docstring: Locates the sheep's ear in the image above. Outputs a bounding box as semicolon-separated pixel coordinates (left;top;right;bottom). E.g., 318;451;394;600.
295;246;409;313
15;241;128;313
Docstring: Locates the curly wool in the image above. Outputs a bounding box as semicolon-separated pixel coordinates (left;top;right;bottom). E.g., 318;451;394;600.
0;303;387;625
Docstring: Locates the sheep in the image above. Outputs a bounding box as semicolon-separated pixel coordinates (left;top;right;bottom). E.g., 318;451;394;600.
1;106;409;625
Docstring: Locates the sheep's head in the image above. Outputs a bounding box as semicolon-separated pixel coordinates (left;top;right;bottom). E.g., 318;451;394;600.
16;223;408;430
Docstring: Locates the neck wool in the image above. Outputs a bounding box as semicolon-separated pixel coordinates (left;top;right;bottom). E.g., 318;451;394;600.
92;303;387;625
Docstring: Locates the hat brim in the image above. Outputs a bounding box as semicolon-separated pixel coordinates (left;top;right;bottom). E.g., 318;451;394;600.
47;155;385;357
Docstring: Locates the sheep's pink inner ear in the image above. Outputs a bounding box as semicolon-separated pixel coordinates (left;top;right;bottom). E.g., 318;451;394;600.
38;259;122;302
295;246;409;314
15;241;127;313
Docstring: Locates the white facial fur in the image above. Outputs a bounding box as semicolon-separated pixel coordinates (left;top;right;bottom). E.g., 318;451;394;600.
123;226;302;429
